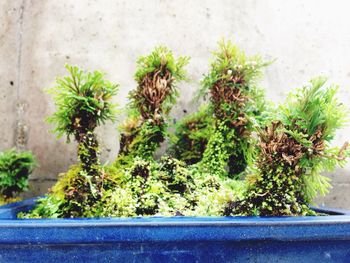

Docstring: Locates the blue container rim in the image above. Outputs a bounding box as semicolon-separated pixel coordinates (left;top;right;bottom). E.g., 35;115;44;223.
0;197;350;244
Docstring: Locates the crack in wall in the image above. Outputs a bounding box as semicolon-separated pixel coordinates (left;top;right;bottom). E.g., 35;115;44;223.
15;0;28;151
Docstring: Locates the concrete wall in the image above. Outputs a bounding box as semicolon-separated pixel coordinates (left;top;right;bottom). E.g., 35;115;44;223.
1;0;350;208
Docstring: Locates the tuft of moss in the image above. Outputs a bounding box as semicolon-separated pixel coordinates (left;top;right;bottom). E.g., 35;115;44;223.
169;104;214;165
20;65;118;218
97;156;242;217
118;46;190;160
226;77;349;216
0;149;36;202
194;39;270;179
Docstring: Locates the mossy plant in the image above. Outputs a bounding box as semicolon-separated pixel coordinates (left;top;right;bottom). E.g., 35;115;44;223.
102;47;238;217
117;46;189;162
169;104;214;165
225;77;349;216
94;156;240;217
20;65;118;218
194;40;269;178
0;149;36;204
17;44;349;219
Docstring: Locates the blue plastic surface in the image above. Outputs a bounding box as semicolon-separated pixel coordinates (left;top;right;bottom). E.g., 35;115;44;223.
1;198;350;262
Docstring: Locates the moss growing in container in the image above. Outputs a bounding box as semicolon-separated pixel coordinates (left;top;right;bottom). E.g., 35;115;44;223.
177;40;269;178
18;43;348;219
169;104;214;165
0;149;36;204
97;47;239;217
89;46;242;218
117;46;189;163
225;77;349;216
20;65;118;218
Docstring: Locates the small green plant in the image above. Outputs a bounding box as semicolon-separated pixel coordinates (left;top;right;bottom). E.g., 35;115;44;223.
93;156;239;217
169;104;214;165
0;149;36;204
225;77;349;216
21;65;119;218
195;39;269;178
117;46;189;162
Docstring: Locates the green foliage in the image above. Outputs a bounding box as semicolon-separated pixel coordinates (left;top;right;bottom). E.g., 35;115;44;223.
22;65;119;218
19;45;349;219
280;77;347;140
19;164;121;218
118;46;190;160
200;39;268;97
47;64;118;141
198;123;232;177
228;77;349;216
169;104;214;165
18;194;64;219
135;46;189;85
280;77;349;203
21;157;242;218
19;165;79;218
0;149;36;199
131;46;189;121
195;39;269;178
102;46;241;217
122;120;167;159
98;156;241;217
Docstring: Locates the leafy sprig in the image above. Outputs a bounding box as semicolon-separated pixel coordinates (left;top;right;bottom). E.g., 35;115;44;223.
47;64;119;141
0;149;36;199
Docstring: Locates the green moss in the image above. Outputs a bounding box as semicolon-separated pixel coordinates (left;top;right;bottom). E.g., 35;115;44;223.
117;46;189;161
193;40;269;179
97;156;242;217
0;149;36;199
227;77;349;216
21;65;118;218
46;64;118;141
169;104;214;165
19;45;348;219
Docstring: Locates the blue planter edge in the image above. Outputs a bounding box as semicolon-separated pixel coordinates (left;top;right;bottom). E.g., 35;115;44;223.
0;197;350;245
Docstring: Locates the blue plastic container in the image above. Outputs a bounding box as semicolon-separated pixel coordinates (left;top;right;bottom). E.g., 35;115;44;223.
1;198;350;262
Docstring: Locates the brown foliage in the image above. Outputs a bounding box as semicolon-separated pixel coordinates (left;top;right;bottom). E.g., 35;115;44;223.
133;66;174;124
210;78;249;136
258;121;304;175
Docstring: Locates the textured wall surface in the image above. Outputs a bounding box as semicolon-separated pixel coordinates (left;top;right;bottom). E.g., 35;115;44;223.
1;0;350;208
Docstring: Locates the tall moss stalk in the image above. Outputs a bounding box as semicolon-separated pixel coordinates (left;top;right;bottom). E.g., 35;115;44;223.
197;40;268;178
45;64;118;217
117;46;189;162
226;77;349;216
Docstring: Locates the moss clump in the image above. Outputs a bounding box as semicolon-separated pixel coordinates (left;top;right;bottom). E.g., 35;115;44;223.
117;46;189;161
102;47;239;217
18;44;349;219
20;65;118;218
96;46;242;217
169;104;214;165
95;156;240;217
0;149;36;203
194;40;269;179
226;77;349;216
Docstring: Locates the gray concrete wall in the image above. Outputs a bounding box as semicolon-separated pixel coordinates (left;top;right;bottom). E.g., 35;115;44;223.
1;0;350;208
